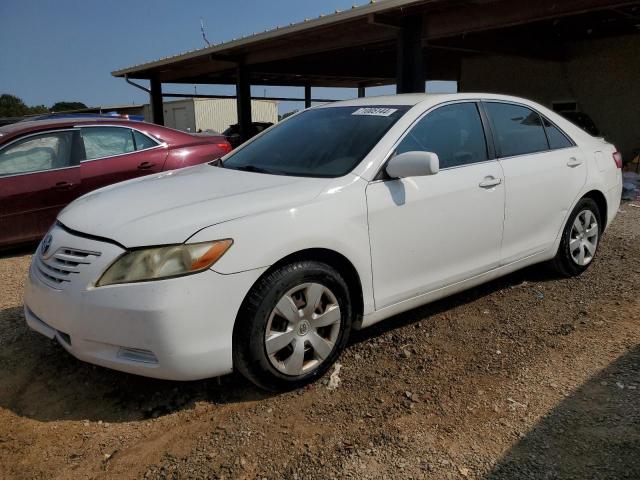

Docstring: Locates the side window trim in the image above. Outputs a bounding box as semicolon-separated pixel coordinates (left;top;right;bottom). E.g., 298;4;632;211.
0;128;81;178
477;101;497;160
77;125;162;162
374;100;496;180
481;100;577;159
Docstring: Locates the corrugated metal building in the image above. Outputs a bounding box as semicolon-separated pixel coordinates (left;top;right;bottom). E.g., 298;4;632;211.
142;98;278;133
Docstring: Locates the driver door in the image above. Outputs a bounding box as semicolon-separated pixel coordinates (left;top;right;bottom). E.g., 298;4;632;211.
366;101;505;309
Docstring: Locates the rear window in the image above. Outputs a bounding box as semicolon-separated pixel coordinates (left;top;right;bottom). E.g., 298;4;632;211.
485;102;548;157
80;127;135;160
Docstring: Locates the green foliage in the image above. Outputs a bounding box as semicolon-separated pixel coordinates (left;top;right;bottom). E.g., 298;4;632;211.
51;101;88;112
0;94;48;117
278;110;299;121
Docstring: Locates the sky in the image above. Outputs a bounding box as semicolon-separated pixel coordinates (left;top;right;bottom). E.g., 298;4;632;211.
0;0;456;113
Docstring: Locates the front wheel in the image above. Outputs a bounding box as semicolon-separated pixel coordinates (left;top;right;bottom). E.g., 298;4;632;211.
233;261;352;391
551;197;602;277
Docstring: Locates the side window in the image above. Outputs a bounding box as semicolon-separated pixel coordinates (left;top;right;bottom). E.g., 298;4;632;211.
0;131;76;176
396;103;488;169
543;118;573;150
80;127;135;160
133;130;158;151
485;102;549;157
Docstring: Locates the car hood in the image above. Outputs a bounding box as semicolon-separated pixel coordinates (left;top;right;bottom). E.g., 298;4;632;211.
58;164;332;247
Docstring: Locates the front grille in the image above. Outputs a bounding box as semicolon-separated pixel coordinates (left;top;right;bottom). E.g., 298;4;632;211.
36;247;101;288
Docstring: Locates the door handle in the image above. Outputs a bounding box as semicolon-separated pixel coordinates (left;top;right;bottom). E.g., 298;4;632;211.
567;157;583;168
51;181;74;191
479;177;502;188
137;161;155;170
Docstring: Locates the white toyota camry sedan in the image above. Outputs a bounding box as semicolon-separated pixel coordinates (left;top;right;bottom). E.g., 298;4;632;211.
24;93;622;390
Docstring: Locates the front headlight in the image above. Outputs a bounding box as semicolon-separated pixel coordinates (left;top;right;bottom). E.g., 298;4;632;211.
96;239;233;287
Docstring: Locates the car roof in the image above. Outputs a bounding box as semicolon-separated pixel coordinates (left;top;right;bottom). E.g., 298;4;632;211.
315;92;543;108
0;117;143;134
0;118;185;144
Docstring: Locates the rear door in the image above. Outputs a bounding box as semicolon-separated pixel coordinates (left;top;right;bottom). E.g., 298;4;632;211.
484;101;587;264
0;129;81;246
78;126;166;195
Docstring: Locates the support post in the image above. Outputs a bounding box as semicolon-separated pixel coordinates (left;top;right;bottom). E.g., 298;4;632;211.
149;77;165;125
304;84;312;109
357;84;366;98
236;65;252;142
396;15;425;94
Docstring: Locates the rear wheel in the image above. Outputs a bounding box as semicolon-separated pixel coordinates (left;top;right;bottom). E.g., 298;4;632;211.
551;197;602;277
233;261;352;391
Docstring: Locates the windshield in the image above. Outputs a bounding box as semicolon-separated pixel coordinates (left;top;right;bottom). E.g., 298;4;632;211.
221;106;409;177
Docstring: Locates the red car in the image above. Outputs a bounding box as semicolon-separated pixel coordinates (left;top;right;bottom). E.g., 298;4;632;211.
0;118;231;248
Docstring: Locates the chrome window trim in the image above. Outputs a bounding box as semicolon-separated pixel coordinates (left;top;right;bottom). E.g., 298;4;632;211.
0;128;80;178
77;124;166;163
0;164;79;179
372;99;490;180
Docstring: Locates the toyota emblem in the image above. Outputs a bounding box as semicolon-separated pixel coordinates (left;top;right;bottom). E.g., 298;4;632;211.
41;233;53;257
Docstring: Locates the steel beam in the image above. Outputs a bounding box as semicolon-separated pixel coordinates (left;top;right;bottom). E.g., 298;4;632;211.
149;77;164;125
304;84;312;109
396;15;425;94
236;65;253;141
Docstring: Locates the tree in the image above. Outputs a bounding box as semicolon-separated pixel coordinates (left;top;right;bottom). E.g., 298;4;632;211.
51;101;87;112
278;109;298;121
0;94;48;117
0;94;30;116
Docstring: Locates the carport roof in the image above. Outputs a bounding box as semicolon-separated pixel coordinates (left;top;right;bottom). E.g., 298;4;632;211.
111;0;640;88
111;0;428;78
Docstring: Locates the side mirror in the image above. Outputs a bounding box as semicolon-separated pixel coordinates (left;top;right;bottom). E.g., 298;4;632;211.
385;151;439;179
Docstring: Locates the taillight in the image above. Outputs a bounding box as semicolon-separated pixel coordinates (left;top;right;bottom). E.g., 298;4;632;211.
216;141;232;154
613;151;622;169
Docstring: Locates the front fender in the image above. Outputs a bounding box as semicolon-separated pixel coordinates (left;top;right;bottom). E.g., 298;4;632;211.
186;177;376;314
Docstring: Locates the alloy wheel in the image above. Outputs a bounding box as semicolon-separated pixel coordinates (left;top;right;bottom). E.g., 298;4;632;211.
569;209;599;266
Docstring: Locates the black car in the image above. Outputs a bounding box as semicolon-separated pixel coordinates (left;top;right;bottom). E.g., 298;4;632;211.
558;111;600;136
223;122;274;148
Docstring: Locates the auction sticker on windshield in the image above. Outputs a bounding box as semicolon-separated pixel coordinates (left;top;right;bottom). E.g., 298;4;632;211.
352;107;399;117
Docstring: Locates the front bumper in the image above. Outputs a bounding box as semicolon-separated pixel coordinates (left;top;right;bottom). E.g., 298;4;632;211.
24;224;265;381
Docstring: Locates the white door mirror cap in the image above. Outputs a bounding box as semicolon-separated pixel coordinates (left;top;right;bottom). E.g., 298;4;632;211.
386;151;440;179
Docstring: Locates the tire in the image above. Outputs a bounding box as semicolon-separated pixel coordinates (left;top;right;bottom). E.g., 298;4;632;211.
551;197;602;277
233;261;353;391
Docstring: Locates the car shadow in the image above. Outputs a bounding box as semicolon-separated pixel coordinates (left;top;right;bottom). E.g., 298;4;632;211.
485;344;640;479
0;242;37;259
350;263;559;345
0;264;560;424
0;306;270;423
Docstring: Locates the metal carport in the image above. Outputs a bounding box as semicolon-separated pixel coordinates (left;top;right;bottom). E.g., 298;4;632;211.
112;0;640;157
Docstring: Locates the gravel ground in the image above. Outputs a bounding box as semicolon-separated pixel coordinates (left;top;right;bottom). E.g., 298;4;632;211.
0;203;639;480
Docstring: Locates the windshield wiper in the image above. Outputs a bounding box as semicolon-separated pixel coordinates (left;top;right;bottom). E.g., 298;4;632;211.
230;165;281;175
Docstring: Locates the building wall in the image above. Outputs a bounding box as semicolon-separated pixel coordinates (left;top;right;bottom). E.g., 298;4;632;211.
162;99;197;132
459;33;640;160
193;98;278;133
